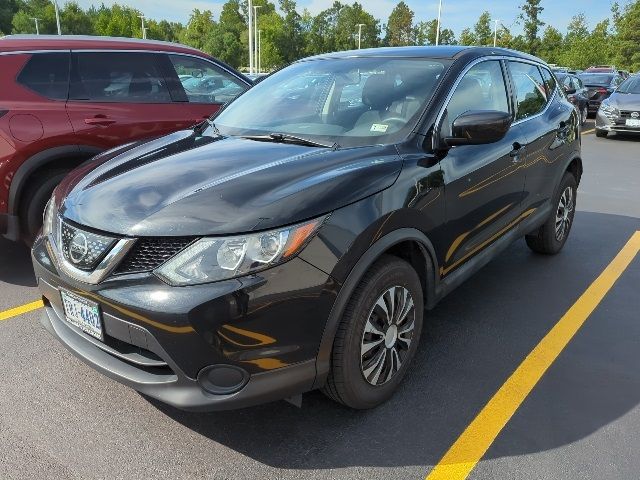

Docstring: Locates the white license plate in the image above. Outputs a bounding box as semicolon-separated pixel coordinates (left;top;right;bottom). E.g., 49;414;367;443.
625;119;640;127
61;290;103;341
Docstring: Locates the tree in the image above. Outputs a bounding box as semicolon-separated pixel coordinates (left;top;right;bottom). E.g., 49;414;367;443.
12;0;58;34
459;28;476;46
180;9;217;52
538;26;563;64
92;4;144;38
215;0;246;67
385;1;414;46
415;19;455;45
334;2;380;50
495;25;513;48
473;11;492;46
519;0;544;54
0;0;20;34
61;2;94;35
611;0;640;70
276;0;304;62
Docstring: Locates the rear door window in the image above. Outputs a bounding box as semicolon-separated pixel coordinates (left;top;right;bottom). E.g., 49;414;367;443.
17;52;70;100
70;52;171;103
508;62;548;121
539;67;557;97
168;55;247;104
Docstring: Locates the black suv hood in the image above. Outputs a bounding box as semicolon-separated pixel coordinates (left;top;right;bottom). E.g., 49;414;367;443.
58;130;402;236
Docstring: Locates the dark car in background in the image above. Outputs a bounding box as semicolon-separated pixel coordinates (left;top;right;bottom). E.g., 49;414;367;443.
556;72;589;125
595;75;640;137
32;46;581;411
578;72;624;114
0;35;251;243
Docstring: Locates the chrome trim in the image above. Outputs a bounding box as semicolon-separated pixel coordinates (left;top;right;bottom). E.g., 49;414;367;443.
433;56;559;142
50;217;136;284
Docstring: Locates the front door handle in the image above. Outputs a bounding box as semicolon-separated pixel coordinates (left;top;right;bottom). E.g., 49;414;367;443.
510;142;526;163
84;115;116;126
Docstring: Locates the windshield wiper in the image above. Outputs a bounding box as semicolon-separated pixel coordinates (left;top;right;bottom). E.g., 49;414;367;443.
194;117;221;136
241;133;338;149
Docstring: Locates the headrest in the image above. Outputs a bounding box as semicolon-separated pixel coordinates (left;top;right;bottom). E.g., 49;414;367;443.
362;74;396;110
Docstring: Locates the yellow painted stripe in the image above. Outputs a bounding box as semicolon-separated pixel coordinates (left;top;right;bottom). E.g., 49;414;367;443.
0;300;44;322
426;231;640;480
582;128;595;135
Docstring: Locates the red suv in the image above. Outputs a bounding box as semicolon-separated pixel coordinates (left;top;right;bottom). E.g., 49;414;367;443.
0;35;251;243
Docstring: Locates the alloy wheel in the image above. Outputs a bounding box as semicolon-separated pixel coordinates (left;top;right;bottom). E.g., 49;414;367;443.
555;186;574;241
360;286;416;386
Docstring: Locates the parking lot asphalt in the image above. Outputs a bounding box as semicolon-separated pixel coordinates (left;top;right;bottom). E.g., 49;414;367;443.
1;124;639;480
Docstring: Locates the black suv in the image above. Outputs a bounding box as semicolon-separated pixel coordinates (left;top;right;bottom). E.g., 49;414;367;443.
32;47;581;411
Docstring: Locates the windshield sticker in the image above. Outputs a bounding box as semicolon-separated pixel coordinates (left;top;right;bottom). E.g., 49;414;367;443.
370;124;389;132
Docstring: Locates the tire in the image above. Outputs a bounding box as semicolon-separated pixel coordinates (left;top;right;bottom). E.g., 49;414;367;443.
595;128;608;138
19;170;68;245
525;172;577;255
322;255;424;409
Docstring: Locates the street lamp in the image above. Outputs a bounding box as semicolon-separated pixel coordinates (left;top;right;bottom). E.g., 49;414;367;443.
138;15;146;39
253;5;262;74
31;18;41;35
493;19;502;47
248;0;254;74
356;23;366;49
51;0;61;35
435;0;442;46
258;29;262;74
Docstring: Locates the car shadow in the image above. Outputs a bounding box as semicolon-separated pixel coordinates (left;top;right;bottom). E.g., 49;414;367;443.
147;211;640;470
0;238;37;287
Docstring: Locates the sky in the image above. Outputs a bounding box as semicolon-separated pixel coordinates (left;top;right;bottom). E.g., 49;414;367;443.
74;0;618;36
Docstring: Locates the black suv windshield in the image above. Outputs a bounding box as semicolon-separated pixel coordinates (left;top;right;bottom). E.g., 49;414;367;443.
617;76;640;94
212;57;450;148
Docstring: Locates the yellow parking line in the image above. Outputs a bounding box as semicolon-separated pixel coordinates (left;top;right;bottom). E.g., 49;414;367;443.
582;128;595;135
0;300;44;322
426;231;640;480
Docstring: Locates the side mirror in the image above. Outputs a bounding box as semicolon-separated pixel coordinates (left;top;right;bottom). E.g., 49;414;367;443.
444;110;513;147
564;86;576;94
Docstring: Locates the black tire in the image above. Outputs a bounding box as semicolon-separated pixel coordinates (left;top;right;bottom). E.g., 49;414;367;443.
322;255;424;409
525;172;577;255
595;128;608;138
19;170;68;245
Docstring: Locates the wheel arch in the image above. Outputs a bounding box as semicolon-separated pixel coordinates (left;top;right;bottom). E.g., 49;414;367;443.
313;228;439;389
8;145;102;217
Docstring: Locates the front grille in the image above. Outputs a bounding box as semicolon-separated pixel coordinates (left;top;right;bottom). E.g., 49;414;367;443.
114;237;195;274
60;221;117;271
620;110;640;119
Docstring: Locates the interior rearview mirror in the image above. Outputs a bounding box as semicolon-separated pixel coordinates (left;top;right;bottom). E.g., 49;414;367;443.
444;110;513;147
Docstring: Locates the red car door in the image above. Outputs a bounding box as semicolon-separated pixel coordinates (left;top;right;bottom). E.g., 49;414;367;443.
65;51;205;150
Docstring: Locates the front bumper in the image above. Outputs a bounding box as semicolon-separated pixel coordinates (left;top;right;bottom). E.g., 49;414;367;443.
595;111;640;134
32;236;338;411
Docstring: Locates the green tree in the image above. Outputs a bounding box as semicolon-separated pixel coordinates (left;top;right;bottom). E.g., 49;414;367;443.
385;1;414;46
334;2;380;50
611;0;640;70
538;26;563;64
473;11;492;46
459;27;476;46
415;19;454;45
61;2;94;35
495;25;513;48
214;0;246;67
12;0;58;34
276;0;304;62
519;0;544;54
180;9;217;51
1;0;20;34
92;4;144;38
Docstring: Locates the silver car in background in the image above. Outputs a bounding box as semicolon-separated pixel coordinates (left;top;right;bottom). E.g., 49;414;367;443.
596;75;640;138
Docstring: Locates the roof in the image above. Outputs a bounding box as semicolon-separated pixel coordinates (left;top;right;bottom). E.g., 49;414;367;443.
301;45;544;64
0;34;205;57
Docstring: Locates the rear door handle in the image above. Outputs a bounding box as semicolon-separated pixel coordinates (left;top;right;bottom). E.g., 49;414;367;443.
84;115;116;126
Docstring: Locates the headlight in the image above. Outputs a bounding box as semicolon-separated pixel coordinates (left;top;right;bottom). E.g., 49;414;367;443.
599;101;619;116
155;217;326;286
42;198;56;237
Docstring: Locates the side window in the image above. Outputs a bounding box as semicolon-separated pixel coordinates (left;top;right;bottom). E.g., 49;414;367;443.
169;55;247;104
574;78;584;90
540;67;557;97
508;61;548;121
444;60;509;134
70;52;171;103
17;52;70;100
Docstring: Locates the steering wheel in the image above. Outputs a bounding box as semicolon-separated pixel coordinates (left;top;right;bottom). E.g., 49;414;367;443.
378;117;406;130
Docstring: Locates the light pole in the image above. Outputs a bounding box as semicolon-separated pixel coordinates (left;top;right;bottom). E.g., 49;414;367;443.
356;23;366;49
493;19;501;47
138;15;146;39
31;17;41;35
248;0;254;74
52;0;62;35
258;29;262;73
253;5;262;74
435;0;442;46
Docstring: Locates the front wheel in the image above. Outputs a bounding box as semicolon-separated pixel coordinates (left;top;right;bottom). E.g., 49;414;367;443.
322;255;424;409
525;172;577;255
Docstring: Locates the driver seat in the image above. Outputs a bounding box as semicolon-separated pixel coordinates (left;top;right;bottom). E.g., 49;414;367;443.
352;75;397;131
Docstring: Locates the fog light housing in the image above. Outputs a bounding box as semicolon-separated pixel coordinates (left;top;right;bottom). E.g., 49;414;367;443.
197;365;249;395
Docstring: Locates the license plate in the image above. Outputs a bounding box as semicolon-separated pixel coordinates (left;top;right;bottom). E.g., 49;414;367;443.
61;290;103;341
625;119;640;127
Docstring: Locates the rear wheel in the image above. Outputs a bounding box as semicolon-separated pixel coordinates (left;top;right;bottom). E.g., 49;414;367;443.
525;172;577;255
19;170;67;245
323;255;424;409
595;128;608;138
